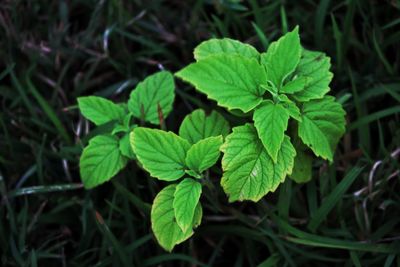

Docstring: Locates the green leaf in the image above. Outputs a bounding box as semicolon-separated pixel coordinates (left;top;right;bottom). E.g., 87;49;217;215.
185;169;202;179
220;124;296;202
192;203;203;228
278;94;301;121
131;127;191;181
253;100;290;162
194;38;259;61
280;76;309;94
173;178;202;232
112;113;133;135
151;185;202;251
77;96;125;125
260;26;301;89
290;141;313;183
128;71;175;124
292;50;333;102
179;109;230;144
80;135;127;189
185;136;223;174
176;55;267;112
119;132;136;160
298;96;346;161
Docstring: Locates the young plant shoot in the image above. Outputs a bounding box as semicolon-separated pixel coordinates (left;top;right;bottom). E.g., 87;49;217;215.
78;26;346;251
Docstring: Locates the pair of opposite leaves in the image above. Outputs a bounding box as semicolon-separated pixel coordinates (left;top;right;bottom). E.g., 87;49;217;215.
131;109;231;251
78;71;177;189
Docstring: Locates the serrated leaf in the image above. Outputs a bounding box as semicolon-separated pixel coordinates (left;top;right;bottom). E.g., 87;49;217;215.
77;96;125;126
119;132;136;160
280;76;309;94
292;50;333;102
185;136;223;174
176;55;267;112
194;38;259;61
131;127;191;181
290;144;313;183
220;124;296;202
128;71;175;124
80;135;127;189
298;96;346;161
260;27;301;89
253;100;290;162
151;185;202;251
173;178;202;232
179;109;230;144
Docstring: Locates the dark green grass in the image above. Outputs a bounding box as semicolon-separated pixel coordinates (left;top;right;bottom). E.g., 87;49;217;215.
1;0;400;266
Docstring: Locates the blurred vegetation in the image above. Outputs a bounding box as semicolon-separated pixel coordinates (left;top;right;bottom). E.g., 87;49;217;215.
0;0;399;266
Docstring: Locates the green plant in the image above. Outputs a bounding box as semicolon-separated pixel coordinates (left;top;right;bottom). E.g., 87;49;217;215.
78;26;346;251
78;71;175;188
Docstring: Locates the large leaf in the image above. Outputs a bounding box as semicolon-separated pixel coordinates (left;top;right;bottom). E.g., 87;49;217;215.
185;136;223;174
298;96;346;161
220;124;296;202
194;38;259;61
179;109;230;144
77;96;125;125
292;50;333;102
173;178;202;232
80;135;127;189
253;100;290;162
176;55;267;112
151;185;202;251
130;127;191;181
128;71;175;124
260;27;301;89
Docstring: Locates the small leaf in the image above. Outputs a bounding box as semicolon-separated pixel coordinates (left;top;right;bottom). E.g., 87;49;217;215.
78;96;125;125
253;100;290;162
151;185;200;251
112;124;130;135
290;142;313;183
192;203;203;228
128;71;175;125
185;169;202;179
221;124;296;202
278;95;301;121
292;50;333;102
280;76;309;94
80;135;127;189
112;114;133;135
176;55;267;112
131;127;191;181
173;178;202;232
298;96;346;161
179;109;230;144
185;136;223;174
194;38;259;61
260;26;301;89
119;132;136;159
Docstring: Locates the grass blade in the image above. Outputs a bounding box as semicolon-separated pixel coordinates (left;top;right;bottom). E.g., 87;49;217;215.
308;166;364;232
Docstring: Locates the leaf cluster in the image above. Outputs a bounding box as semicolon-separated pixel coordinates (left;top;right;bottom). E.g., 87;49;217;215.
78;27;346;251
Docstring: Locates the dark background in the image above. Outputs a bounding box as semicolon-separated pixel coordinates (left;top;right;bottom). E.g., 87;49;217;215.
0;0;399;266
